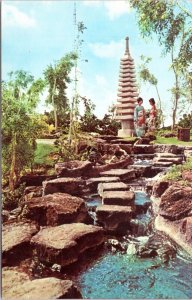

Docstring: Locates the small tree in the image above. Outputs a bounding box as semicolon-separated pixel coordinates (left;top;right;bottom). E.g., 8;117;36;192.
129;0;192;128
2;71;45;190
44;52;77;130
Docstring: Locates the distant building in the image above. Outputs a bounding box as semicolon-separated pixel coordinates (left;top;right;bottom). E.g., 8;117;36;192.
115;37;138;137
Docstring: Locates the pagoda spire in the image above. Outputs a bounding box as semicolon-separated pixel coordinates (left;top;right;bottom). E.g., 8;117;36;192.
125;36;130;55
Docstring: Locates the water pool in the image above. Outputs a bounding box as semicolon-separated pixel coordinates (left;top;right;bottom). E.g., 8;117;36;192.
77;250;192;299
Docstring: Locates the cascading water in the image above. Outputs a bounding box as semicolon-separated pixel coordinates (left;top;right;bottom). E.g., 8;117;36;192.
75;191;192;299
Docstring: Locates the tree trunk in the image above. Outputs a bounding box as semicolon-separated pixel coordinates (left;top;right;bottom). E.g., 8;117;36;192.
155;84;165;127
9;133;17;191
52;78;57;130
68;97;75;144
171;48;180;130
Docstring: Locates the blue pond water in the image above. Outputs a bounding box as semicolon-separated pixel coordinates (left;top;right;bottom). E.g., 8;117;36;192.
77;251;192;299
78;192;192;299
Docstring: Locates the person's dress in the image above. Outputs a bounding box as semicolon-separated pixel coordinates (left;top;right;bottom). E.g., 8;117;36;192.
148;105;157;132
134;105;146;137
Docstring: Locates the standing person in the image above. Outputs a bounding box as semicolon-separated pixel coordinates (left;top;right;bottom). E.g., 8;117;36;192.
134;97;146;137
148;98;157;132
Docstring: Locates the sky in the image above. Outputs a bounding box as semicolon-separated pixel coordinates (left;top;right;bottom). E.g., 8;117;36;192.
2;0;191;125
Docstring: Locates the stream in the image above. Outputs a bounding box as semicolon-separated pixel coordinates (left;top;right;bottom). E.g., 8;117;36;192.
75;191;192;299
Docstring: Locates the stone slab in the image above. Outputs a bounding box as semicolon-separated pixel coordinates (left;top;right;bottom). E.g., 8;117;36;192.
102;191;135;206
100;169;135;181
153;144;178;154
2;268;81;299
22;193;89;226
153;161;174;167
2;222;39;266
133;145;154;154
31;223;104;267
96;205;134;231
98;182;130;197
86;177;120;192
43;177;85;196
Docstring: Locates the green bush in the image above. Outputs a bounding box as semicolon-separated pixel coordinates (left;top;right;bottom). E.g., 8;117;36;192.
178;112;192;128
54;135;91;162
163;157;192;181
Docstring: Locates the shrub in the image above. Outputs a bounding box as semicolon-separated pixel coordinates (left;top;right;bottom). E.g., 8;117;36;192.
163;157;192;181
178;112;192;128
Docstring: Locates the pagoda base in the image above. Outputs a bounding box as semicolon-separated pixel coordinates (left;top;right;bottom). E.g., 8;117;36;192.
118;128;134;137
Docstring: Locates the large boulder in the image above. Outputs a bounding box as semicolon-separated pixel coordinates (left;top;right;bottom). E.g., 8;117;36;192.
182;170;192;183
152;180;170;198
31;223;104;267
159;184;192;221
2;268;82;299
137;233;177;262
2;221;39;266
155;215;192;256
102;191;135;206
55;160;93;177
43;177;85;196
96;205;134;232
22;193;90;226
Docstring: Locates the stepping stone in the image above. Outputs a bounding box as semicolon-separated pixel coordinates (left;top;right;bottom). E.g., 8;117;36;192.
156;153;178;158
96;205;135;232
31;223;104;267
2;221;39;266
23;193;90;226
132;153;155;160
133;145;154;154
98;182;130;197
100;169;135;181
110;139;136;145
153;144;178;154
102;191;135;206
2;268;81;299
154;153;182;165
43;177;85;196
153;161;174;167
86;176;120;192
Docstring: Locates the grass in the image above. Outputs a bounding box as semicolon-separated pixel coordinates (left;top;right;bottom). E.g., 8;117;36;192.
163;157;192;182
34;142;57;166
154;136;192;146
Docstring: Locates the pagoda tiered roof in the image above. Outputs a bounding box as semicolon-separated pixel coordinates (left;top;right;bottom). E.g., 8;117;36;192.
115;37;137;122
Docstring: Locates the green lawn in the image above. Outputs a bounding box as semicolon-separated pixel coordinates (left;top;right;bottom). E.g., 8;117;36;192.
155;136;192;146
34;142;57;166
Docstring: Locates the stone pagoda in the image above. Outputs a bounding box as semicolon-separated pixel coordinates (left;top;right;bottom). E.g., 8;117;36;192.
115;37;138;137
